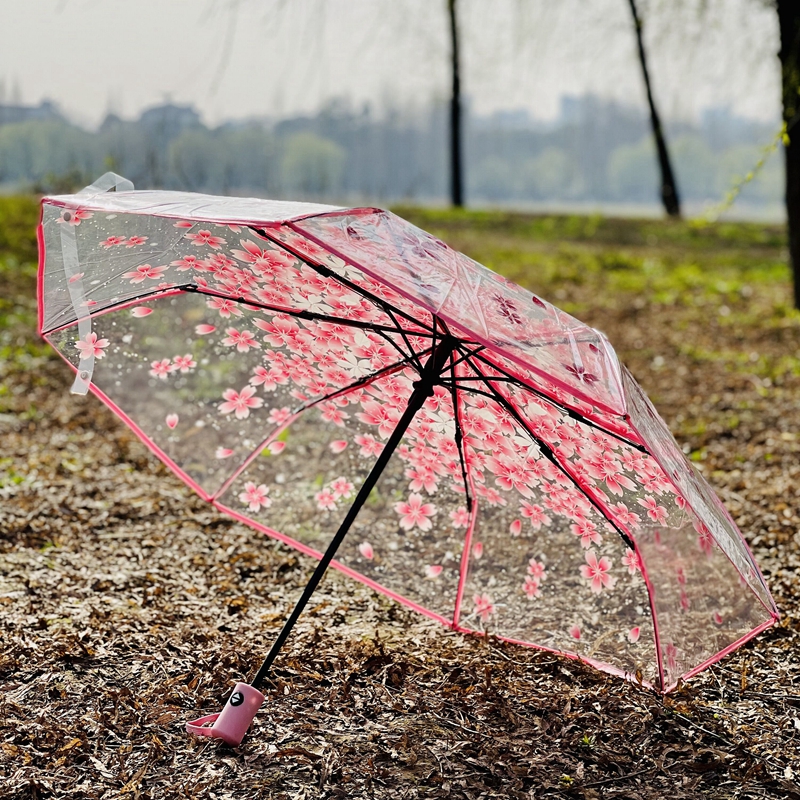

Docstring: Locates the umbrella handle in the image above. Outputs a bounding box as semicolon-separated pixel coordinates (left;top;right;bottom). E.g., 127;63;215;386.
185;682;265;747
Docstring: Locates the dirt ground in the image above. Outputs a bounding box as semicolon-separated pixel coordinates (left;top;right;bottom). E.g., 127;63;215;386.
2;206;800;799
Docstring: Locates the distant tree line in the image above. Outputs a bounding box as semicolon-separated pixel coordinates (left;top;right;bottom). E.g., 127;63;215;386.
0;97;780;209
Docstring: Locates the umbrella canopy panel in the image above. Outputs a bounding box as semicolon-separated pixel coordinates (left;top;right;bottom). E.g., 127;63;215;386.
39;193;777;691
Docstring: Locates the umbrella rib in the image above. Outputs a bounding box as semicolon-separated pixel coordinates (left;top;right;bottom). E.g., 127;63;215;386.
183;284;434;339
465;351;647;454
448;355;473;514
384;308;424;371
255;227;437;334
453;370;635;551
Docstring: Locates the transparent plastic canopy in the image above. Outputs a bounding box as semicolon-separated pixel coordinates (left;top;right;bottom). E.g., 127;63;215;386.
38;177;777;691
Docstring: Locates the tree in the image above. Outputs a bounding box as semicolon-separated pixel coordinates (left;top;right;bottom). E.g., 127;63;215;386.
776;0;800;308
626;0;682;217
447;0;464;207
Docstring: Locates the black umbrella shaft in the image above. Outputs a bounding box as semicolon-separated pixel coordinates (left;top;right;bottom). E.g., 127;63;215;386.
251;335;457;690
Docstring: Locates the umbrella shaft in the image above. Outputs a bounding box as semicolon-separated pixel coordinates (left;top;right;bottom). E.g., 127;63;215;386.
251;335;457;690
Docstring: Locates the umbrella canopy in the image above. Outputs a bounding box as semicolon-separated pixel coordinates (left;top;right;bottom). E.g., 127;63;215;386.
39;176;777;705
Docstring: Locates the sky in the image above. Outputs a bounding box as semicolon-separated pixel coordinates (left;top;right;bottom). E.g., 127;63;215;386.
0;0;783;129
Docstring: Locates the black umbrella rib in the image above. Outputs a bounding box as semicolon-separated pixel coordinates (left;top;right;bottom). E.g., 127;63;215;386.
447;354;474;513
255;227;437;335
449;369;634;551
384;308;424;372
299;344;436;413
183;284;433;340
465;351;647;454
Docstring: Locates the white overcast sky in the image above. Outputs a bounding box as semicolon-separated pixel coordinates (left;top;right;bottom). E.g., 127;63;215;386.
0;0;782;128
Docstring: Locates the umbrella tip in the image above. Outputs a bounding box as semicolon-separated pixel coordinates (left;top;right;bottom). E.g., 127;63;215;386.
186;682;265;747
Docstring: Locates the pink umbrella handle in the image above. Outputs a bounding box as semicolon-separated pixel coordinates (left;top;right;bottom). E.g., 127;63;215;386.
185;683;265;746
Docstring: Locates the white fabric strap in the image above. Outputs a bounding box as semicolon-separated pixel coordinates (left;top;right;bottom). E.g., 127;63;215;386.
63;173;135;395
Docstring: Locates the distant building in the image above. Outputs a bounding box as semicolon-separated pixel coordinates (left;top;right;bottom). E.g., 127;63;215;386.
0;99;63;126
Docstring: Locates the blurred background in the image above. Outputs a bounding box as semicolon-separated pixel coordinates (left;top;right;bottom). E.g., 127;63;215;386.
0;0;784;220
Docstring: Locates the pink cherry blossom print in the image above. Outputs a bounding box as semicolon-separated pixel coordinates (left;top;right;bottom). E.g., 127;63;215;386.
394;493;436;531
628;627;641;644
239;482;271;512
172;354;197;372
315;489;337;511
149;358;174;380
267;406;292;426
473;593;495;621
472;541;484;559
165;414;179;429
330;477;355;500
329;440;348;454
221;327;259;353
195;323;216;335
171;255;200;271
219;386;264;419
59;207;92;225
358;541;374;560
101;235;126;248
425;565;443;579
215;447;234;459
520;502;550;531
74;332;109;359
580;550;616;594
354;434;383;458
449;506;469;528
621;549;642;575
713;612;724;626
68;272;85;284
571;519;602;549
122;264;166;284
125;235;148;247
268;441;286;455
185;229;226;248
131;306;153;318
509;519;522;536
570;625;581;640
527;559;546;580
206;297;243;318
174;220;193;229
637;497;668;525
523;576;541;599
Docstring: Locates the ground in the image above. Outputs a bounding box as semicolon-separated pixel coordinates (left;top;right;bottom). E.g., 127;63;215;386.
2;199;800;799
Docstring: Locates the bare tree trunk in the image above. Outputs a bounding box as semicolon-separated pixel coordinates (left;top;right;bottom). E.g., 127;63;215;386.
627;0;681;218
448;0;464;208
777;0;800;309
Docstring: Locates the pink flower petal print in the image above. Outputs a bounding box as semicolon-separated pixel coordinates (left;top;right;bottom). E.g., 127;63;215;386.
267;406;292;426
122;264;166;283
131;306;153;318
215;447;234;459
149;358;174;379
221;327;259;352
219;386;264;419
315;489;337;510
172;354;196;372
527;559;546;580
330;477;354;500
522;576;541;598
472;541;484;559
174;220;193;229
394;493;436;531
206;297;243;318
74;332;109;360
185;229;226;248
580;550;616;594
621;549;642;575
473;593;495;621
509;519;522;536
449;506;469;528
329;440;348;454
239;482;271;512
628;627;641;644
358;541;374;560
195;323;216;335
425;565;443;579
570;625;581;640
637;496;668;525
268;441;286;455
165;414;179;429
125;235;148;247
100;235;126;248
